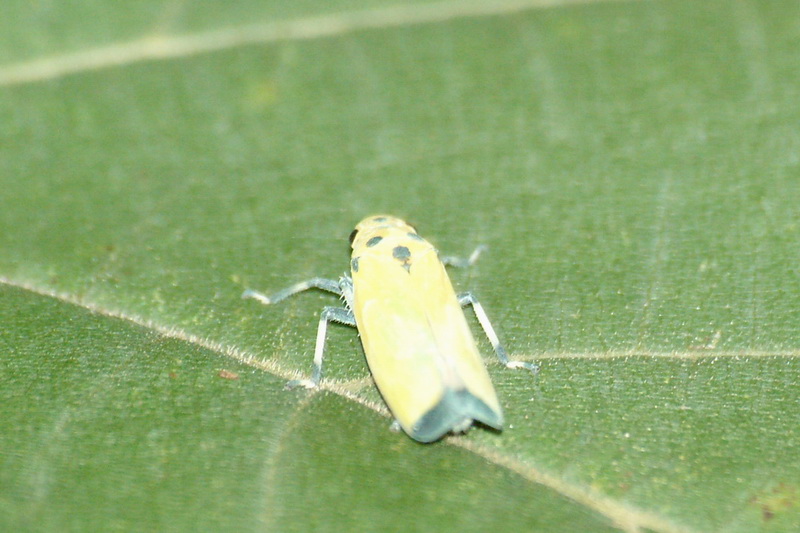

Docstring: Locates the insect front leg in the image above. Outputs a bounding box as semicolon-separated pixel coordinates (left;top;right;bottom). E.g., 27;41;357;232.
286;306;356;389
458;291;539;374
242;277;343;304
441;245;487;268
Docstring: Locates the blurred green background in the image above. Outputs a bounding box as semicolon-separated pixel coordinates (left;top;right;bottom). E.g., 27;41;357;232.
1;1;798;531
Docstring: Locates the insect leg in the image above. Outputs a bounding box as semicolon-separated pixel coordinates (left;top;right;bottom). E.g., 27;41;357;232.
242;277;342;305
338;275;355;309
457;291;539;374
441;245;487;268
286;306;356;389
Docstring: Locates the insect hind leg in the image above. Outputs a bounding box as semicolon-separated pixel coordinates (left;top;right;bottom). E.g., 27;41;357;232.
286;306;356;389
457;291;539;374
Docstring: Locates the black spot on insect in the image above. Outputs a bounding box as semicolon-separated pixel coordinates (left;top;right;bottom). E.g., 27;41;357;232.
393;246;411;260
407;232;424;241
348;229;359;245
351;257;360;272
393;245;412;272
372;216;387;222
367;236;383;247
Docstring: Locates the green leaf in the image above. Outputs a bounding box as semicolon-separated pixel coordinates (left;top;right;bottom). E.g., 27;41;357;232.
2;1;799;531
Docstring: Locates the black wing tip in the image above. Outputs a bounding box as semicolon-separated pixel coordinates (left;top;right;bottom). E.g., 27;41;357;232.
409;388;503;443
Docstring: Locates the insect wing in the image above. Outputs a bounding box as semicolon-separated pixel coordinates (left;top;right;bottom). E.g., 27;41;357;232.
412;250;503;420
353;249;445;434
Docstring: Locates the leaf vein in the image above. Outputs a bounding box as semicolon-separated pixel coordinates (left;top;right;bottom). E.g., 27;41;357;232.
0;0;638;87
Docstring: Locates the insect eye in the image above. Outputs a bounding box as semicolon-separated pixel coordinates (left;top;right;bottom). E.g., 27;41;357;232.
348;229;359;245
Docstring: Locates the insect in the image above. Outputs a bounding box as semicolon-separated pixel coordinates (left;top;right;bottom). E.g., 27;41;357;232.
243;215;537;442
